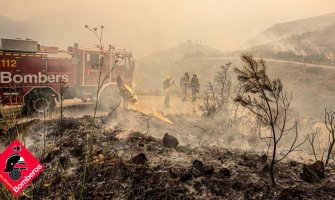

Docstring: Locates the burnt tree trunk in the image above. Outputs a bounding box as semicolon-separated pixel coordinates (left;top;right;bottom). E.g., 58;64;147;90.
270;136;277;186
325;139;335;166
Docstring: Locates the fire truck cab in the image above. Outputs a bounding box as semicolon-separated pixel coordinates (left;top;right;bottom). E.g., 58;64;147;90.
0;38;135;114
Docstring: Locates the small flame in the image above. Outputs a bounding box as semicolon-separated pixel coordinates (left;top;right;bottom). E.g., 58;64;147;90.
131;102;173;124
118;78;172;124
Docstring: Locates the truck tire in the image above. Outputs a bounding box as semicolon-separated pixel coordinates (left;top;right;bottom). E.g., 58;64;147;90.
24;92;56;114
98;86;121;110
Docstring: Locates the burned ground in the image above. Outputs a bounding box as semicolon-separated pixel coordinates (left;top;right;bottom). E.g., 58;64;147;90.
0;109;335;199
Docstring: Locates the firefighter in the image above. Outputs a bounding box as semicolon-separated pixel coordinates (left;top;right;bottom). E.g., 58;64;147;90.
180;72;190;101
163;76;173;108
191;74;200;101
117;75;137;109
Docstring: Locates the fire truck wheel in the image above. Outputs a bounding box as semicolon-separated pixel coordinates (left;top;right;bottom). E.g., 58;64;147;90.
25;93;56;114
99;87;121;110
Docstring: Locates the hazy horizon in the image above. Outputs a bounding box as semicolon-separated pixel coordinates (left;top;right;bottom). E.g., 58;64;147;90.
1;0;335;57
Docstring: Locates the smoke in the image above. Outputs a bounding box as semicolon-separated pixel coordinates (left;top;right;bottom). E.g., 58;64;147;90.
2;1;335;57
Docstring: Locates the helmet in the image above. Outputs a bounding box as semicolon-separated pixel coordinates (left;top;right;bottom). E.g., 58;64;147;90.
3;154;27;172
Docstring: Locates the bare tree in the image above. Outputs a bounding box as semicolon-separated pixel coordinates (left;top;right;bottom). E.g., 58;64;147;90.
84;25;106;119
306;127;326;162
232;82;245;120
234;54;306;186
81;24;112;199
214;62;232;110
57;80;67;173
199;82;218;117
199;62;232;117
324;108;335;166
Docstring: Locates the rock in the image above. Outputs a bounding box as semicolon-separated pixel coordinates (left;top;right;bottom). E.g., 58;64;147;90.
238;159;257;168
300;161;325;183
278;188;306;200
191;160;214;177
246;160;257;168
169;167;178;178
180;171;192;182
248;182;263;192
98;154;105;161
62;140;72;147
93;146;103;155
162;133;179;148
191;160;204;178
146;144;154;151
156;147;165;154
290;160;300;167
138;143;144;147
193;181;203;193
203;165;215;176
317;182;335;194
178;145;193;154
59;156;69;168
262;164;271;173
208;179;229;196
259;154;267;163
42;152;52;163
225;151;233;156
41;147;62;163
131;153;148;164
217;167;231;178
70;145;84;157
97;154;105;165
218;151;233;162
51;147;60;155
232;180;246;191
132;166;153;184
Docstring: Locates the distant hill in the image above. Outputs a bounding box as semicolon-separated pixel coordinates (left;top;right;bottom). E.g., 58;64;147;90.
244;12;335;48
0;16;26;39
241;12;335;65
135;41;335;119
135;41;222;94
0;3;185;57
249;23;335;64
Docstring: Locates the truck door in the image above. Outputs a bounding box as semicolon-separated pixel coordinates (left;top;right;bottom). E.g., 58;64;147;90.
83;51;105;86
0;53;23;105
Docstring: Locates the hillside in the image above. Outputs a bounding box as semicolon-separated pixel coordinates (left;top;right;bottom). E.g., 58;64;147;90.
248;23;335;64
244;12;335;48
241;13;335;65
135;40;335;119
135;41;222;94
0;16;26;38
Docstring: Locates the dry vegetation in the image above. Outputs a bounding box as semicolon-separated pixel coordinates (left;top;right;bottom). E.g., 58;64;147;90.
1;54;335;199
0;109;335;199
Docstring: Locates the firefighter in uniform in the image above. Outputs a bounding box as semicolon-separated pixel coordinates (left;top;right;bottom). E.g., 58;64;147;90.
191;74;200;101
180;72;190;101
163;76;173;108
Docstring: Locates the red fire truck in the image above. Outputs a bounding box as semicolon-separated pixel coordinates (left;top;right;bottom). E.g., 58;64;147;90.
0;38;135;114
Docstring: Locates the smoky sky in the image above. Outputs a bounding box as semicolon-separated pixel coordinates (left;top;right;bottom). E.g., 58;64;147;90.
1;0;335;56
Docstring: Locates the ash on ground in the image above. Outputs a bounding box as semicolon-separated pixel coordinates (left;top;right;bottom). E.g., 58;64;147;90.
0;109;334;200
